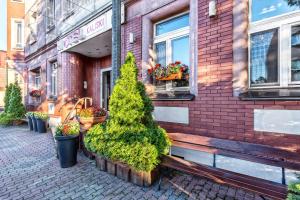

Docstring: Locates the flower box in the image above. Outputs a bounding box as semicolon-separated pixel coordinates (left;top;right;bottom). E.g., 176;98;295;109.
79;116;106;131
156;71;182;81
29;90;41;97
148;61;188;81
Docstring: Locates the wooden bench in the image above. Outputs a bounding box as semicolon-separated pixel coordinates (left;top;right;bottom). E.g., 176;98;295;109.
159;133;300;200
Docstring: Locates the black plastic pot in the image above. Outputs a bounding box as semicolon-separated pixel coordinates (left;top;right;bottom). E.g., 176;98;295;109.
27;116;33;131
36;118;47;133
55;135;79;168
32;116;38;132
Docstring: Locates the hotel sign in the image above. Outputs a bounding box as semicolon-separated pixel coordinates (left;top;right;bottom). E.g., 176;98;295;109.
58;4;124;51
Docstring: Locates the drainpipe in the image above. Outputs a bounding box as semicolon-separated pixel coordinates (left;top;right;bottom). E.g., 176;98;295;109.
111;0;121;88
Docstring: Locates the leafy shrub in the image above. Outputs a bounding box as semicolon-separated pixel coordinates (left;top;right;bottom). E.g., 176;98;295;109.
55;121;80;136
84;52;171;172
287;175;300;200
78;107;106;118
25;112;35;118
7;83;25;118
0;83;25;126
4;84;13;113
34;112;49;121
0;113;15;126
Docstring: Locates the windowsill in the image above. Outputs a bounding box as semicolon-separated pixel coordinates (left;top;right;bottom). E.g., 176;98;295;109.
12;47;24;51
29;39;37;45
239;88;300;101
150;91;195;101
63;10;75;21
46;25;55;33
47;95;57;102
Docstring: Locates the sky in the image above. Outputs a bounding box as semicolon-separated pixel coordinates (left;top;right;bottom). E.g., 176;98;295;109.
0;0;7;51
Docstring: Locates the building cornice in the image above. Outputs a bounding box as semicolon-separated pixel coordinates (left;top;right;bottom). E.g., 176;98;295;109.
24;38;58;62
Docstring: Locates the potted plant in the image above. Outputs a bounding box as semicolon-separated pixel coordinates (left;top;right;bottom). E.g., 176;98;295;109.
34;112;49;133
55;121;80;168
78;107;106;131
148;61;189;81
25;112;34;131
29;90;41;98
32;113;38;132
84;52;171;186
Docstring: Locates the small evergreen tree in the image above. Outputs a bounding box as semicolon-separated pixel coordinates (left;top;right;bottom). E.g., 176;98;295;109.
85;52;171;172
7;83;25;118
3;83;13;113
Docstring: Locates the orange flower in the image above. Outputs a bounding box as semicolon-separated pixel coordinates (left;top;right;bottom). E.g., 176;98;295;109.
155;63;161;68
175;61;181;65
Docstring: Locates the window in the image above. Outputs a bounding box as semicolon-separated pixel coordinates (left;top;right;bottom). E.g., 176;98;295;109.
35;75;41;89
50;62;58;96
47;0;55;29
249;1;300;88
12;19;24;49
64;0;75;16
29;11;37;44
251;0;300;22
152;13;190;92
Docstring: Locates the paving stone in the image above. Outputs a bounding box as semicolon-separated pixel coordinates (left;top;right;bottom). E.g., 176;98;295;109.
0;126;267;200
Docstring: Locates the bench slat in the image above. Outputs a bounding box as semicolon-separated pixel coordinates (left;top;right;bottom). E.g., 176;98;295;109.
161;155;287;200
169;132;300;170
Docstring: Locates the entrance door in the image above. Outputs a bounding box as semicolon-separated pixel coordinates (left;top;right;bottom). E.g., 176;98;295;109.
101;69;112;110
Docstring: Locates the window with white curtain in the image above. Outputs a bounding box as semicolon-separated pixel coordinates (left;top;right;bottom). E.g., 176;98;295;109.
249;0;300;87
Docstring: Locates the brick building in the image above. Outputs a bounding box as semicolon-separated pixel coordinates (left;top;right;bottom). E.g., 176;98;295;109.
0;0;25;108
24;0;300;185
0;50;7;107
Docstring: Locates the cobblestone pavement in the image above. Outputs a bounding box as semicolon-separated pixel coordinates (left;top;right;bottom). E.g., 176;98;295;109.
0;126;269;200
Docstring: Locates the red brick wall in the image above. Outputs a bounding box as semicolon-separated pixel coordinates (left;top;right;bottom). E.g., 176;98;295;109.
123;0;300;152
84;55;111;107
121;16;143;78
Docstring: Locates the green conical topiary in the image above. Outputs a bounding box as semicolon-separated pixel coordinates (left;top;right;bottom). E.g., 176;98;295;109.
7;83;25;118
3;83;13;113
85;52;171;172
107;52;145;136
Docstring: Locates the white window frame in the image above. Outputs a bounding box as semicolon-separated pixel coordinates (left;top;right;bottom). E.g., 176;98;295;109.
11;0;24;3
100;67;112;109
35;75;41;89
153;12;190;92
11;18;24;50
63;0;75;16
249;1;300;89
46;0;55;29
50;62;58;96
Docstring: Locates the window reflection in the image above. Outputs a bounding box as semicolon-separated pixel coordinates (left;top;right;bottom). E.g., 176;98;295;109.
250;29;279;85
251;0;300;22
291;25;300;82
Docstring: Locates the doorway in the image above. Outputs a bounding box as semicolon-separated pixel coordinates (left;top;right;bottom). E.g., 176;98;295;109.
101;68;112;110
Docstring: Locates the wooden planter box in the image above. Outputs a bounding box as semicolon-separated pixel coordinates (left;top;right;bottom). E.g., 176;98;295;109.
95;155;107;171
93;157;160;186
116;162;131;182
107;160;117;176
156;71;182;81
131;167;160;187
79;116;106;131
